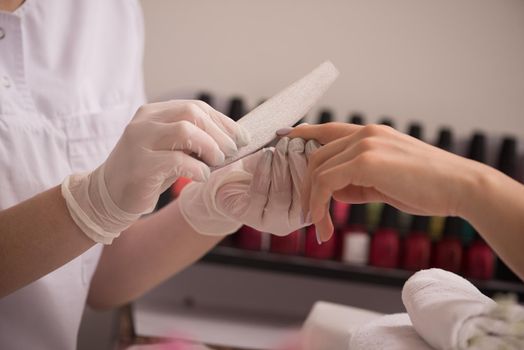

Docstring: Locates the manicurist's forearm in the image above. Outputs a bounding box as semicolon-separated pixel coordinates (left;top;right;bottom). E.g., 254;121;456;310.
87;200;222;309
0;186;95;297
460;164;524;281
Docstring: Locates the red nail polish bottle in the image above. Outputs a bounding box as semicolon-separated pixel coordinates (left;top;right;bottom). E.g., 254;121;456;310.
235;226;263;251
432;217;463;273
341;204;370;265
464;233;495;280
304;225;336;259
495;137;520;281
270;230;302;255
332;199;350;229
402;216;431;271
369;204;400;268
170;177;192;199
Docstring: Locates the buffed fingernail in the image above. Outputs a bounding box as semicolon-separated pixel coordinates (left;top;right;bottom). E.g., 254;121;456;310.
276;127;294;136
215;151;226;165
201;167;210;181
316;230;323;245
237;126;251;147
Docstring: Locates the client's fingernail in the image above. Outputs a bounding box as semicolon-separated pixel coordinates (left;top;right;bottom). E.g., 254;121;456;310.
276;127;293;136
316;230;323;245
237;126;251;147
201;167;210;181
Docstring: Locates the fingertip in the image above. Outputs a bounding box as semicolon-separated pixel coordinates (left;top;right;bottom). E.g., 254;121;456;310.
316;214;334;243
236;124;251;147
214;150;226;166
275;136;290;154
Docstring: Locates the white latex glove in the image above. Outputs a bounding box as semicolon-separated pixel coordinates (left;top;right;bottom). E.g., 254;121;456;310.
61;100;249;244
179;137;320;236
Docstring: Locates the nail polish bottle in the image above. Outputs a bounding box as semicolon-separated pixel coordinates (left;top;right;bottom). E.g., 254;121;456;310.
407;122;423;140
369;204;400;268
402;216;431;271
432;217;463;273
348;113;365;125
170;176;193;199
341;204;370;265
460;132;487;246
495;137;520;281
236;226;264;251
318;109;334;124
429;128;454;241
332;199;350;229
378;118;394;128
398;123;424;234
197;92;214;107
227;96;246;121
367;119;395;232
316;110;350;230
464;233;495;280
270;230;302;255
304;225;336;259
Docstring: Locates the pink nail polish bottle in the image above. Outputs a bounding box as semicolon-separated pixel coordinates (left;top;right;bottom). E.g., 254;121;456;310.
304;225;336;259
270;230;302;255
369;204;400;268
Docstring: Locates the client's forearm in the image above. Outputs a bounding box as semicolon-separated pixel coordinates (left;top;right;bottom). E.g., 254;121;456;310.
87;200;223;309
461;164;524;281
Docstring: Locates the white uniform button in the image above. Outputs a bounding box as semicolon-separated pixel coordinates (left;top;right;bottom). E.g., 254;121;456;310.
0;28;5;40
2;76;11;89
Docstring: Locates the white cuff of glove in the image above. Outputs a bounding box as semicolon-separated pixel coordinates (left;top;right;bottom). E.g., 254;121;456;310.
61;165;143;244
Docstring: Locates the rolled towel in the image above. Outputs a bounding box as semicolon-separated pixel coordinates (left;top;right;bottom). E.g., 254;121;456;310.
301;301;383;350
402;268;524;350
349;313;433;350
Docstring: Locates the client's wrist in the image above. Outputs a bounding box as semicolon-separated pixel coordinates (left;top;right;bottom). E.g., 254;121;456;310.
455;160;499;224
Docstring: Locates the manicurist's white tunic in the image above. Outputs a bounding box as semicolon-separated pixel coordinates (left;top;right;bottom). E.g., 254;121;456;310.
0;0;145;348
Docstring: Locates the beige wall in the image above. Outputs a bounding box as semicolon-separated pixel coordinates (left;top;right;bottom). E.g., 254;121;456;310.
141;0;524;141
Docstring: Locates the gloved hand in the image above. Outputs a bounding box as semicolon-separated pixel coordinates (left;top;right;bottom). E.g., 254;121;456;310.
61;100;249;244
178;137;320;236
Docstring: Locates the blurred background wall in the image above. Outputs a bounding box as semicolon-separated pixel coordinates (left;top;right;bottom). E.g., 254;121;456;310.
141;0;524;140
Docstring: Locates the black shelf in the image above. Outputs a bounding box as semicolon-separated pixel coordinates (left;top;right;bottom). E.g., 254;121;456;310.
202;246;524;299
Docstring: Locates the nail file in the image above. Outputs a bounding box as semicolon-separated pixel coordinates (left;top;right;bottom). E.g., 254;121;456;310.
213;60;339;170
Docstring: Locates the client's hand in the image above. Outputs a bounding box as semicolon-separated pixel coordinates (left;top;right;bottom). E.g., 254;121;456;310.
283;123;490;242
178;137;320;236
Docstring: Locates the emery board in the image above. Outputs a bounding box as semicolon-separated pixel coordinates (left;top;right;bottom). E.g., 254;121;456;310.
213;61;339;170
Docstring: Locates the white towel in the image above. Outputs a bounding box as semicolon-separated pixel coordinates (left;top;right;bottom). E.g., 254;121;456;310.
301;301;383;350
402;268;524;350
349;313;433;350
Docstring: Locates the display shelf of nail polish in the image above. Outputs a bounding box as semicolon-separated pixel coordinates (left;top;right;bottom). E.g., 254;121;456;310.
202;245;524;299
158;93;524;294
